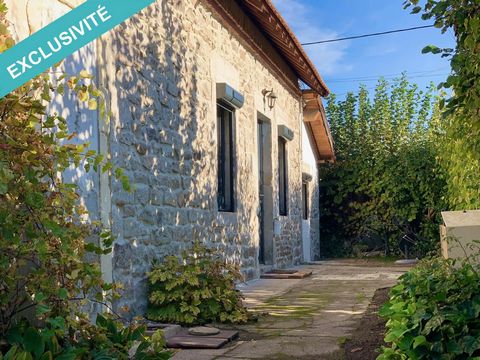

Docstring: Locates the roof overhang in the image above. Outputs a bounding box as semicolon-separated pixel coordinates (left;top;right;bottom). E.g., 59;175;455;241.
303;90;335;163
239;0;329;96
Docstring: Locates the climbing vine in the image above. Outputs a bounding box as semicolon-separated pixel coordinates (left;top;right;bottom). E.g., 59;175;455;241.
320;76;445;258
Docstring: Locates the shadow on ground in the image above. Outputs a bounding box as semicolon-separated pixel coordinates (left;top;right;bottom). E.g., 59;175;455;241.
172;259;410;360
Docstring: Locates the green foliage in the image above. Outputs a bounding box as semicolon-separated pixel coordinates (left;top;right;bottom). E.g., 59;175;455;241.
0;4;168;359
0;1;13;53
2;315;171;360
378;257;480;359
404;0;480;209
0;43;119;339
320;76;445;258
147;241;249;325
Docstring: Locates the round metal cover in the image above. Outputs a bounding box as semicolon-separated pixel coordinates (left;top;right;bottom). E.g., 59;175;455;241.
188;326;221;336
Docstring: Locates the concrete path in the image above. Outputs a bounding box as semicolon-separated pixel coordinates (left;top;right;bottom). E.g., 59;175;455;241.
171;259;410;360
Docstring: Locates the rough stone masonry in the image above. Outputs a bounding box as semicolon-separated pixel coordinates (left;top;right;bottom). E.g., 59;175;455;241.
6;0;320;317
101;0;308;315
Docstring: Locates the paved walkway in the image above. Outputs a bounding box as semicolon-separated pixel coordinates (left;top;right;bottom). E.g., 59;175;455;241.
172;259;410;360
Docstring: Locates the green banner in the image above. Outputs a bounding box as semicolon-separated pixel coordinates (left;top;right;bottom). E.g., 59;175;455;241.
0;0;156;98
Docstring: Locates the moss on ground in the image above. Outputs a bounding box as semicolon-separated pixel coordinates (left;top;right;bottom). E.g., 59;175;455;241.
355;292;367;303
337;336;348;345
250;286;334;320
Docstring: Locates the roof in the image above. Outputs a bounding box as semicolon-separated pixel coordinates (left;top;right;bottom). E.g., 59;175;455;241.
240;0;329;96
204;0;335;160
302;90;335;163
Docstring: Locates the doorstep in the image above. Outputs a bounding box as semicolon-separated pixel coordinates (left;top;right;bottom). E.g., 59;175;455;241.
260;268;313;279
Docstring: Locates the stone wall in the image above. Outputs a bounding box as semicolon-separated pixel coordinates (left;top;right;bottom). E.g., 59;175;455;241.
5;0;318;317
5;0;82;40
99;0;305;315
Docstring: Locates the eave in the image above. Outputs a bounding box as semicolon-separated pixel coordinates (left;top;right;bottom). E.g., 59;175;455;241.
303;90;335;163
240;0;330;97
203;0;330;97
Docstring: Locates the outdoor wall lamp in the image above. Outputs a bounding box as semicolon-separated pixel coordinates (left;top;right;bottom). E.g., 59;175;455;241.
262;88;277;110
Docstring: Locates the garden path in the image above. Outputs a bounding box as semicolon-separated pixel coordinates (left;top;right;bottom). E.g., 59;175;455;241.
171;259;410;360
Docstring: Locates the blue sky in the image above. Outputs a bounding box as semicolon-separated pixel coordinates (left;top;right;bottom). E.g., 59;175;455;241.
271;0;456;98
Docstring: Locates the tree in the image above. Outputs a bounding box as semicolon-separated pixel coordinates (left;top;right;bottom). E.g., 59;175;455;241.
320;75;445;257
404;0;480;209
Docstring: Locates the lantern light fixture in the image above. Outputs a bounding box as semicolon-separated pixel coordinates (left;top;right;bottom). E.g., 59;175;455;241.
262;88;277;110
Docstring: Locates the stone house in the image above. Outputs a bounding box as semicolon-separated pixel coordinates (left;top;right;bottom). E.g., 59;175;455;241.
6;0;335;315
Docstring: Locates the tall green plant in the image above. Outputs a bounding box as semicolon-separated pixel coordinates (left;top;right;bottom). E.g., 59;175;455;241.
404;0;480;209
0;5;171;360
0;87;115;331
320;76;445;257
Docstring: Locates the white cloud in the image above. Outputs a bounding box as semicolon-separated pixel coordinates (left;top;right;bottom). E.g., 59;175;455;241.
271;0;352;76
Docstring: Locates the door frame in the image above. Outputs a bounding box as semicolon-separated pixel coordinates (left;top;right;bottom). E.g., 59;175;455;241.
257;113;274;265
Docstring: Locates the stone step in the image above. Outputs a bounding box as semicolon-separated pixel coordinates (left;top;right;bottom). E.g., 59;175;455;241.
260;269;313;279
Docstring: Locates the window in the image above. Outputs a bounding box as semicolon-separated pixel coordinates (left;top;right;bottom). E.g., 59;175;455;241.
302;181;309;220
278;137;288;216
217;103;235;212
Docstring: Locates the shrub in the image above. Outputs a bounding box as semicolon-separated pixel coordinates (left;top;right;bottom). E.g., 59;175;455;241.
378;257;480;359
147;241;249;325
2;315;171;360
0;3;170;359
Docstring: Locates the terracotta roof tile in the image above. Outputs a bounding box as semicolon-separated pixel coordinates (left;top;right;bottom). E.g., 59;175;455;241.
240;0;329;96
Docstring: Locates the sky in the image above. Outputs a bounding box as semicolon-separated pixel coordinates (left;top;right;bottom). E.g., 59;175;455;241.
271;0;456;99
